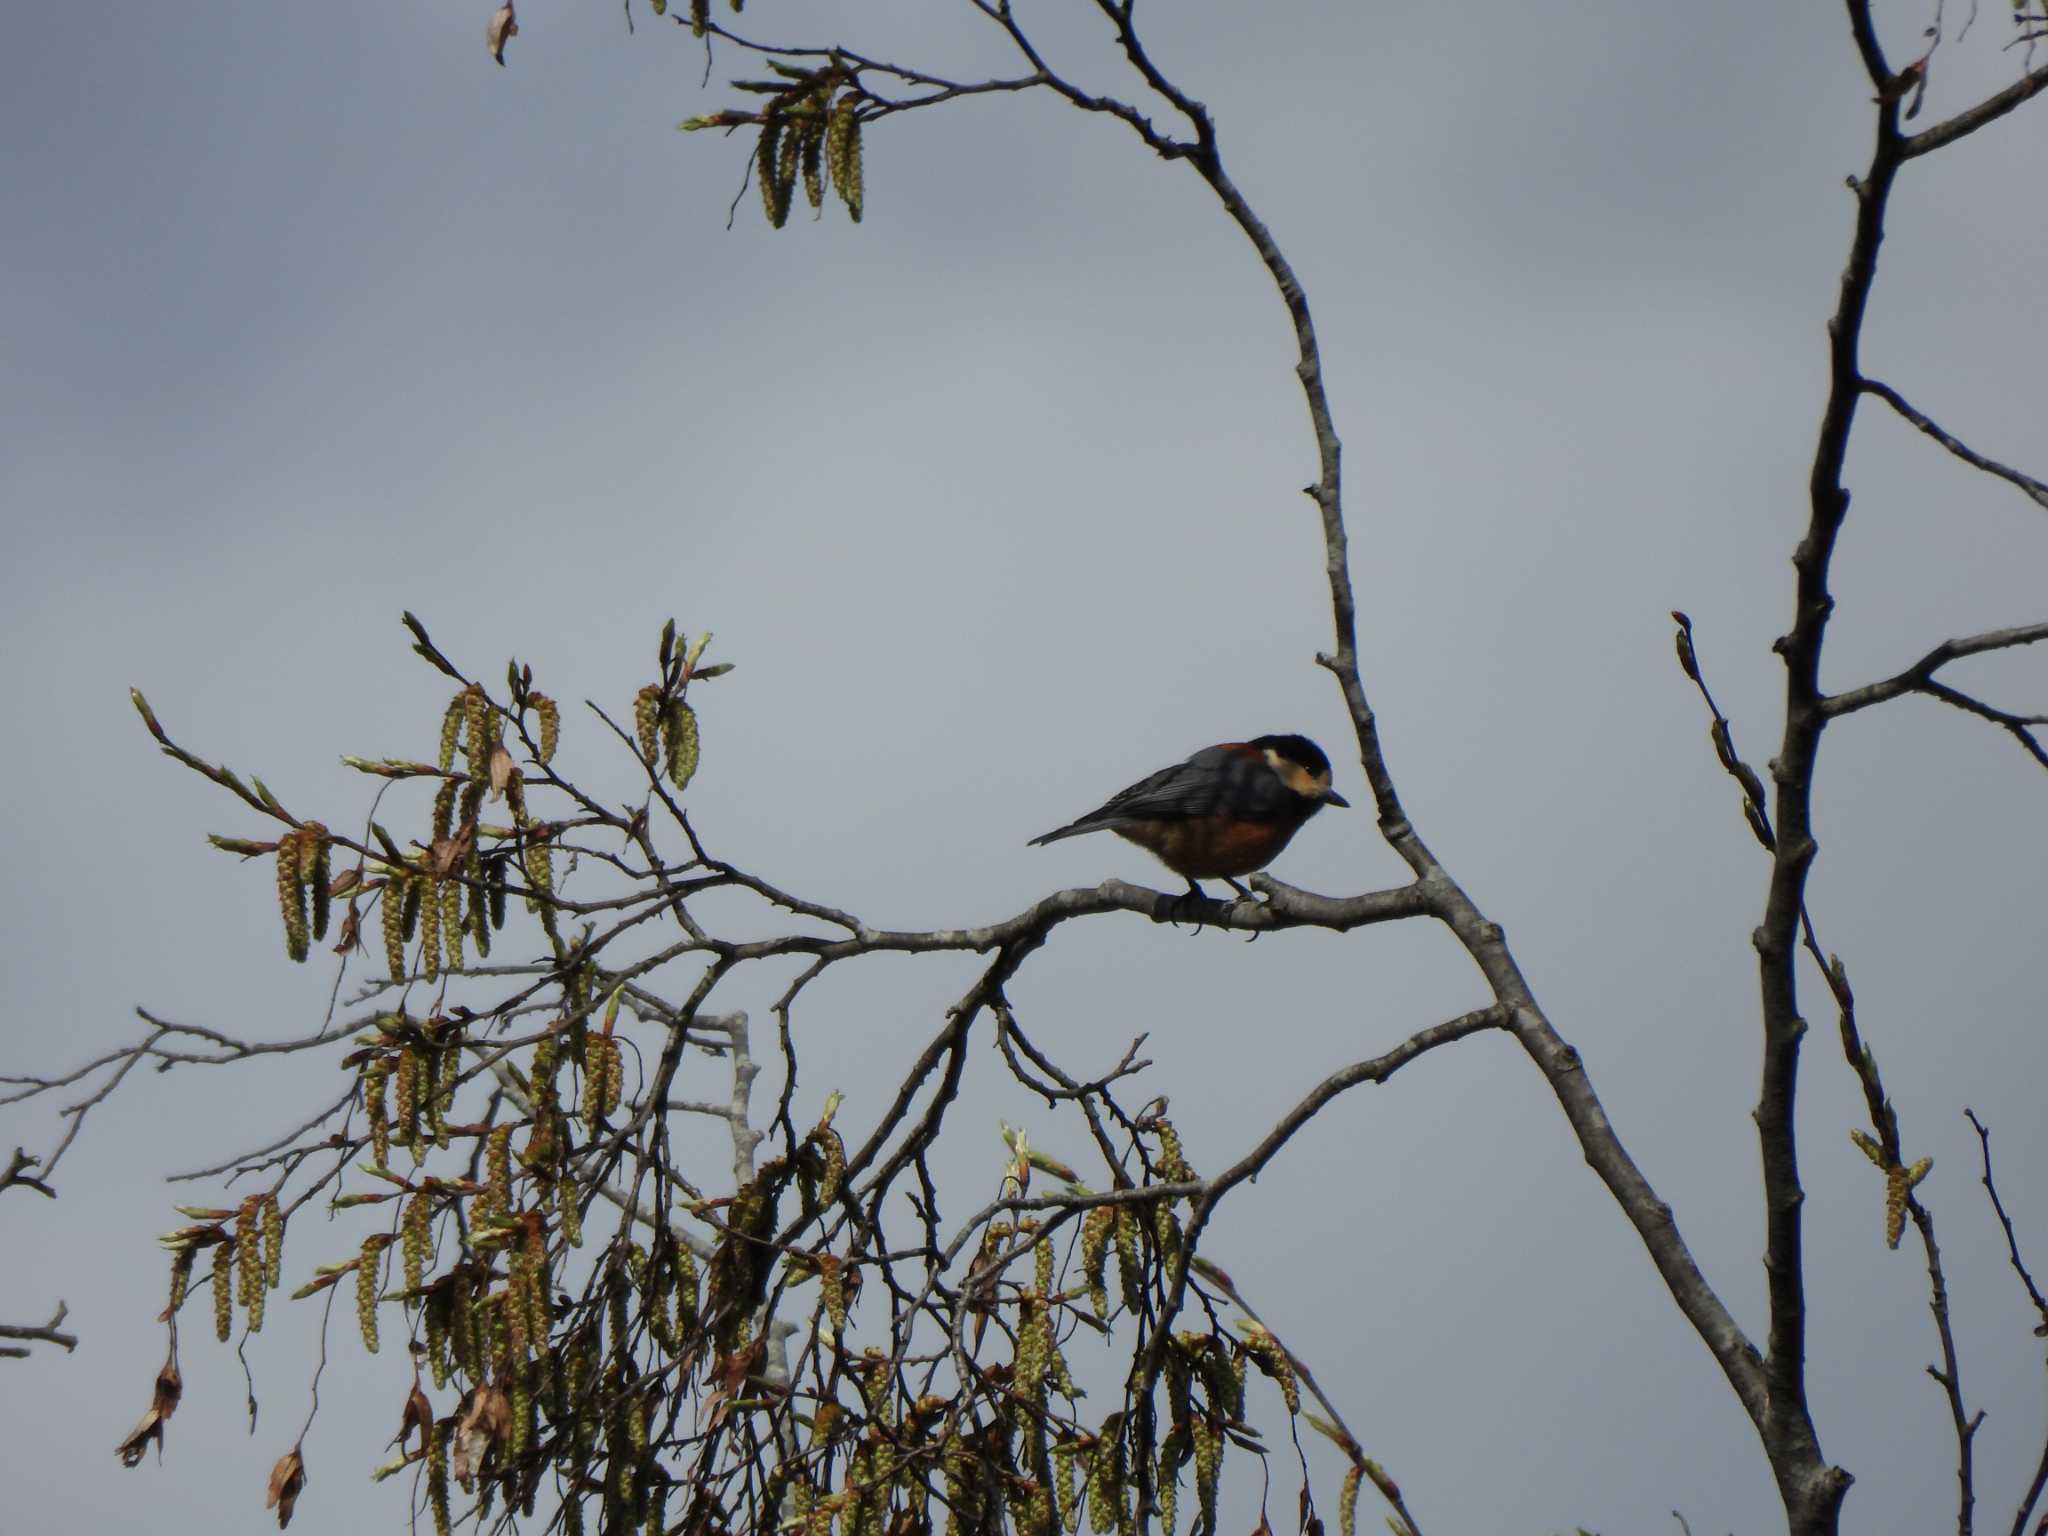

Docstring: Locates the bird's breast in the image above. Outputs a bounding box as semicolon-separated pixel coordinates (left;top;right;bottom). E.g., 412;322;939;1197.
1114;813;1306;879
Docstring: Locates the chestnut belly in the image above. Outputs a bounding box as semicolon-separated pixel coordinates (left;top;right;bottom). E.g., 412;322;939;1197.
1112;814;1306;879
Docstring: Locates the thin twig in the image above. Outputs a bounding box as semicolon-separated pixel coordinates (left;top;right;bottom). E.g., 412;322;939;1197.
1862;379;2048;511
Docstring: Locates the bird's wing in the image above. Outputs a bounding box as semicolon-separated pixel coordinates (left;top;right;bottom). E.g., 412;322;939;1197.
1029;745;1261;845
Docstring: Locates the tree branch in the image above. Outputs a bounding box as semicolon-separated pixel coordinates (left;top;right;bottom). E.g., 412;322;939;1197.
1160;0;1776;1458
1825;623;2048;720
1741;9;1908;1517
1964;1111;2048;1331
1861;379;2048;512
1903;57;2048;157
0;1302;77;1360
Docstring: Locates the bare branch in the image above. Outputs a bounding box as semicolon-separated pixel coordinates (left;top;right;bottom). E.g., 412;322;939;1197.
1132;1006;1510;1367
1738;11;1910;1515
1861;378;2048;511
0;1302;77;1360
1903;1193;1983;1536
1826;624;2048;718
0;1147;55;1200
967;0;1195;159
1965;1111;2048;1331
1822;624;2048;770
1903;57;2048;157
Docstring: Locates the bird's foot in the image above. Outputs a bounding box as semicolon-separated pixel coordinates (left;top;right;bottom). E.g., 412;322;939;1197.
1223;876;1269;940
1149;882;1215;930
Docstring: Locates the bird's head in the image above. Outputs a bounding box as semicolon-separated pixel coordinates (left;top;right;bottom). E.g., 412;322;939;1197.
1251;733;1351;808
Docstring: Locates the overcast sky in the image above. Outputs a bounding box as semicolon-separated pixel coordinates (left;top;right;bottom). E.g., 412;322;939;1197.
4;2;2047;1533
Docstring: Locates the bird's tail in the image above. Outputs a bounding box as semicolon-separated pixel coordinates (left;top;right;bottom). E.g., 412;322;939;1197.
1027;819;1101;847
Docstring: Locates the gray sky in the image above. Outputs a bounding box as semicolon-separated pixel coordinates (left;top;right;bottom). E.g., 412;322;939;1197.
4;2;2046;1532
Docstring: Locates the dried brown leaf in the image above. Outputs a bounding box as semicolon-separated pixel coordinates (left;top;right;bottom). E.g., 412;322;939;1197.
115;1351;181;1468
331;903;362;956
114;1407;167;1468
424;822;476;880
265;1446;307;1529
451;1381;513;1488
486;3;517;66
396;1380;435;1455
703;1336;766;1431
488;745;517;801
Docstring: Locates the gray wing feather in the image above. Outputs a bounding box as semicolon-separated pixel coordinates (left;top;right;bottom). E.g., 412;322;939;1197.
1028;746;1266;845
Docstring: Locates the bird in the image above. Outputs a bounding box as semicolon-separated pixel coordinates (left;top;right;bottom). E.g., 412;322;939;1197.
1028;734;1350;903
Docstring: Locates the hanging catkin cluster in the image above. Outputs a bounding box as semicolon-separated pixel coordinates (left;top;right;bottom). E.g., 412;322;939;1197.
684;66;864;228
125;620;1400;1536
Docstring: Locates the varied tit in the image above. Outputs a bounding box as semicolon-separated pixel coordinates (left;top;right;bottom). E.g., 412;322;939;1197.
1029;734;1350;900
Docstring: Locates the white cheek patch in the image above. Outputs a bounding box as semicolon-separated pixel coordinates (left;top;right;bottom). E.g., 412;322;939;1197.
1263;750;1327;798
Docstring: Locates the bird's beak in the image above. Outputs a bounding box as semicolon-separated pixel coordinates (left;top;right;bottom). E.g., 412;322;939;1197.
1322;787;1351;808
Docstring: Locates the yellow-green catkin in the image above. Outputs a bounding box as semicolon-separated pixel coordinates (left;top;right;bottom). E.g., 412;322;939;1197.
1048;1337;1077;1400
558;1171;583;1248
633;686;663;765
469;871;492;959
276;831;310;962
439;694;465;773
663;701;700;792
800;117;825;210
440;877;465;971
1152;1119;1194;1183
462;686;489;781
584;1035;618;1125
364;1058;392;1168
212;1238;234;1341
776;118;801;207
168;1245;196;1316
1241;1323;1300;1414
1014;1295;1049;1400
523;835;552;913
459;778;486;839
420;879;443;981
424;1290;452;1389
532;694;560;765
300;822;331;943
237;1199;265;1332
1193;1421;1222;1536
486;1122;515;1221
1113;1206;1142;1312
357;1237;384;1352
758;121;790;229
261;1193;283;1289
816;1125;846;1205
382;878;409;982
428;1418;453;1536
395;1047;421;1157
1086;1435;1123;1536
1081;1207;1113;1318
426;1050;452;1152
826;97;863;222
235;1199;259;1309
1054;1442;1080;1534
432;778;458;847
404;1189;433;1294
519;1253;551;1360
